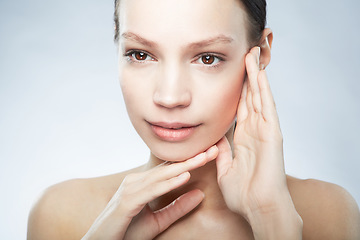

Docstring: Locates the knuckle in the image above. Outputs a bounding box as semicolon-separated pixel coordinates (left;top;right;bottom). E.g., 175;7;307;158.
123;173;137;183
121;174;135;186
119;174;141;194
124;172;148;184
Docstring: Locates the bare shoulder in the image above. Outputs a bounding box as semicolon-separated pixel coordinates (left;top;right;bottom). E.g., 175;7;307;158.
286;175;360;240
27;166;145;240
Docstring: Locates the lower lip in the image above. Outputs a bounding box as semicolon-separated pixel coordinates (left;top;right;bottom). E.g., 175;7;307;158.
150;124;197;142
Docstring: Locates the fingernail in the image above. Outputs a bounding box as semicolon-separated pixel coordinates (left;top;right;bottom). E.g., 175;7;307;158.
206;146;218;157
257;47;261;64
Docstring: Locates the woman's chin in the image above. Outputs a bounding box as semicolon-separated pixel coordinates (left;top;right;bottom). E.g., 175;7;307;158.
152;150;195;162
150;144;207;162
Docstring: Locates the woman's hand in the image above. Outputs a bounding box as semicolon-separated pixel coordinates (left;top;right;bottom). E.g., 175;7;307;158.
82;146;218;240
216;47;302;239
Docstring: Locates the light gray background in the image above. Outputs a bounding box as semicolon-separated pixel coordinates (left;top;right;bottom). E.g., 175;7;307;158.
1;0;359;238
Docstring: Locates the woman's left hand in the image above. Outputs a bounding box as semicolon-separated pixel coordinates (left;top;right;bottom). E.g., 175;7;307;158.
215;47;302;238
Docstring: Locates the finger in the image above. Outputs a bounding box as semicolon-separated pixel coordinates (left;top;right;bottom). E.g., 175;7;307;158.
215;137;233;183
141;145;218;201
245;46;262;113
246;75;254;112
258;70;278;122
149;145;219;182
237;78;248;123
137;171;192;205
124;205;155;240
127;146;218;209
125;189;203;240
152;189;204;235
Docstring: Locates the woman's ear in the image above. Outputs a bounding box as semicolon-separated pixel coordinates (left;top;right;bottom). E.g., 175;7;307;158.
259;28;273;70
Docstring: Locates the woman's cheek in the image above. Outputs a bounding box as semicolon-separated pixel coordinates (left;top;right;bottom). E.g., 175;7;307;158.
120;69;136;113
120;65;153;109
120;67;147;127
209;67;245;116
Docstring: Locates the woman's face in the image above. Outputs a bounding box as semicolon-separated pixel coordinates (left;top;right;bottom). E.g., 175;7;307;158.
118;0;249;161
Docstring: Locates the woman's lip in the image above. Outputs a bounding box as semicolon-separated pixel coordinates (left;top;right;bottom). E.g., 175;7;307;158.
147;121;200;142
149;121;200;129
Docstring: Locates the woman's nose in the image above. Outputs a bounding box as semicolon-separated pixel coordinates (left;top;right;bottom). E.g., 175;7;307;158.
153;64;191;109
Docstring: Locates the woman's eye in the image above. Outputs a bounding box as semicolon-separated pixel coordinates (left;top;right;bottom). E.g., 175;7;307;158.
202;55;215;64
125;50;154;62
134;52;150;61
195;54;222;66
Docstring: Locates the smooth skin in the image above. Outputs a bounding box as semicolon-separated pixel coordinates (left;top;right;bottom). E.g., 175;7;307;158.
27;0;360;239
83;147;218;239
28;47;360;240
81;46;303;240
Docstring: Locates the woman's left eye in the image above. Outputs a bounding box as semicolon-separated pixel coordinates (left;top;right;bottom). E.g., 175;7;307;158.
195;54;223;66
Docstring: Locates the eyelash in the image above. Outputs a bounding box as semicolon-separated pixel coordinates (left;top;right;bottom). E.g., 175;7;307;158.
123;50;225;68
123;50;156;64
193;53;225;68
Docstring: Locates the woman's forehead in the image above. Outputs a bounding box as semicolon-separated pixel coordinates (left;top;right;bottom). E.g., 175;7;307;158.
119;0;247;45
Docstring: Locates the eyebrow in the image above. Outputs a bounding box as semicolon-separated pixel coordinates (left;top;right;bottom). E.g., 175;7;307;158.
121;32;157;48
121;32;234;49
188;35;234;49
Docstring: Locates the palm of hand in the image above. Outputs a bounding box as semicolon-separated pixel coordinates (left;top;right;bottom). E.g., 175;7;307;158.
216;47;287;218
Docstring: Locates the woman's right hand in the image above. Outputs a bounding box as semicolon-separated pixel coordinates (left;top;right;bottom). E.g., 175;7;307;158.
82;146;218;240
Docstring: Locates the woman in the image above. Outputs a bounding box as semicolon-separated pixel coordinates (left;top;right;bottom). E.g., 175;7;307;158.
27;0;360;239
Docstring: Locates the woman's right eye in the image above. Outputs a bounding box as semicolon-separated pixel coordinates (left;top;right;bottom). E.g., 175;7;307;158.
125;50;155;62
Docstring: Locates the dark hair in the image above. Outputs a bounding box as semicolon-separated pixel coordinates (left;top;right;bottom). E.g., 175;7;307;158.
114;0;266;46
240;0;267;46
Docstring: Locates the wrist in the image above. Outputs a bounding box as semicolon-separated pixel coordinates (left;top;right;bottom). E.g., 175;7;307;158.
246;195;303;240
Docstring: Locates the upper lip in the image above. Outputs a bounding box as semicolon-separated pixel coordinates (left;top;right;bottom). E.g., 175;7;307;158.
147;121;200;129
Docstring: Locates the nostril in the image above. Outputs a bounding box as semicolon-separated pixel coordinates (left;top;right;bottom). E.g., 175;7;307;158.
153;91;191;109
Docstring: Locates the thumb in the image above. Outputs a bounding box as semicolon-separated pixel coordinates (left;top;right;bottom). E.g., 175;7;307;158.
125;189;204;239
152;189;204;234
